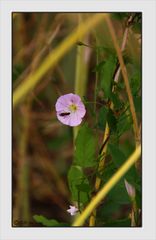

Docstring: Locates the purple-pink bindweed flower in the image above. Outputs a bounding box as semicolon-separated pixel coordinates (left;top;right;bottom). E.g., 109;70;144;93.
67;205;79;216
55;93;86;127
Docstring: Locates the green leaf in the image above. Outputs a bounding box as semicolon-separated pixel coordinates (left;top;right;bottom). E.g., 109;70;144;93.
136;188;142;209
130;69;141;95
119;140;135;159
110;92;123;110
74;124;96;168
134;96;141;113
103;217;131;227
108;143;138;183
107;179;130;204
97;106;108;131
108;143;126;167
92;60;105;72
68;165;89;204
116;111;132;136
100;161;116;181
33;215;68;227
107;109;117;132
116;81;125;90
76;183;91;193
132;22;141;33
97;200;121;221
100;55;117;98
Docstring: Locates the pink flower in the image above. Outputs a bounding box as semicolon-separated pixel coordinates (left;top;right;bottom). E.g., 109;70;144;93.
124;179;136;199
55;93;86;127
67;205;79;216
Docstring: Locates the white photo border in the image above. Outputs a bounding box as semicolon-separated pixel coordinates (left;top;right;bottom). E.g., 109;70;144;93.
0;0;156;240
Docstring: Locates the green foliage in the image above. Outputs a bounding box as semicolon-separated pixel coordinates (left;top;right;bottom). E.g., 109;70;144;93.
68;165;90;204
107;109;117;132
134;96;141;113
99;161;116;180
33;215;69;227
97;200;121;221
103;218;131;227
68;124;96;205
108;143;139;185
107;179;130;204
92;60;105;72
13;64;24;82
130;69;141;95
74;124;96;168
83;96;96;118
132;13;142;33
119;140;135;158
94;55;117;98
108;144;126;167
97;106;118;132
112;13;129;21
76;183;91;193
116;110;132;136
132;22;141;33
100;55;117;98
97;106;108;131
110;92;123;110
100;162;131;204
136;188;142;209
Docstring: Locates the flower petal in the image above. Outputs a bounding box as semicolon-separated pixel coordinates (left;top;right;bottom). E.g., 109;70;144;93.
55;95;70;112
69;112;82;127
77;101;86;118
69;93;81;104
67;205;78;216
56;112;71;125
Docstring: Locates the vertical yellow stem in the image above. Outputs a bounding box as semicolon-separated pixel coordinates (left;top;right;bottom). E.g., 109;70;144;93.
74;14;91;140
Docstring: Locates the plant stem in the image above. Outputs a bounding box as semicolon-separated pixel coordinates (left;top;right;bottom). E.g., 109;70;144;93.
130;197;140;226
72;144;141;226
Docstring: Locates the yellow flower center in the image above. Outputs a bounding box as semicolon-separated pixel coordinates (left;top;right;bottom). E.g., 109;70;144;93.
69;104;77;112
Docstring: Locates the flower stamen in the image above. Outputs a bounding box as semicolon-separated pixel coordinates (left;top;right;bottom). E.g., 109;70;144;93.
69;104;78;112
